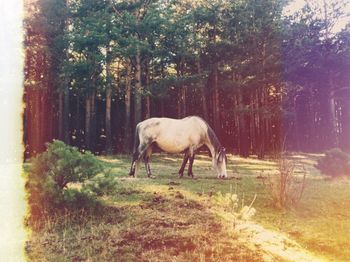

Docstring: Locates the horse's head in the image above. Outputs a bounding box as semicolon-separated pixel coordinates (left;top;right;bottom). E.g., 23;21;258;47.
215;147;227;179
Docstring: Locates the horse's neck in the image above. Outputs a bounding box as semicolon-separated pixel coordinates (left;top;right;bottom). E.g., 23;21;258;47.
206;142;217;161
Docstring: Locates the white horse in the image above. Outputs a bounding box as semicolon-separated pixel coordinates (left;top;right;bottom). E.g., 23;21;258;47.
129;116;227;179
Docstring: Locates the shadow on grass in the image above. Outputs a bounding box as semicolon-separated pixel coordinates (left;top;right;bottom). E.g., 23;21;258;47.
26;195;125;232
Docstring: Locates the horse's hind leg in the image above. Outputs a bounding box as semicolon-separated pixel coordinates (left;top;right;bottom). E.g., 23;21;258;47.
129;151;139;177
129;128;142;177
143;146;153;178
129;143;148;177
178;150;189;178
188;154;195;178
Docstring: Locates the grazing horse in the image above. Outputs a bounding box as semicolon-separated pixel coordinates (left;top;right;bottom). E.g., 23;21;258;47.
129;116;227;179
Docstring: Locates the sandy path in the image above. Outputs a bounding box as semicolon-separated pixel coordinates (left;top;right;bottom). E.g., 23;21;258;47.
234;221;325;262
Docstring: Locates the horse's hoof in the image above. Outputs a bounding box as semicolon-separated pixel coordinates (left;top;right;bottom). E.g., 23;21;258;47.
148;175;156;179
178;173;183;178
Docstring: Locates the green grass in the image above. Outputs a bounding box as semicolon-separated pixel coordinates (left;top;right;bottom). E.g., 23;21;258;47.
26;153;350;261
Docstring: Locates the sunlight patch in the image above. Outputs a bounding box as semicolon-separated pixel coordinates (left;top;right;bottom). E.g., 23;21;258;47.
0;0;27;260
235;222;325;262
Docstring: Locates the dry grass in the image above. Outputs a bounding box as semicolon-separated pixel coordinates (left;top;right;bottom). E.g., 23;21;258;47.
26;153;350;261
26;188;262;261
114;193;262;262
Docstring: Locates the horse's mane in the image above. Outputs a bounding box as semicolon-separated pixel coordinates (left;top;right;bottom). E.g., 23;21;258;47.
192;116;221;152
206;124;222;152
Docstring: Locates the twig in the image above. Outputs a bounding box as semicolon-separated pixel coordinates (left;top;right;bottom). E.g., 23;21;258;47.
247;193;257;211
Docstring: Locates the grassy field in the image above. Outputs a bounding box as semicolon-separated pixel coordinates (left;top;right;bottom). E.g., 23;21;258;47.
26;153;350;261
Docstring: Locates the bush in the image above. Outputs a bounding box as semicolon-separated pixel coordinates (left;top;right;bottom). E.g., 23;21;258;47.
25;140;103;221
83;170;119;197
264;157;306;209
316;148;350;177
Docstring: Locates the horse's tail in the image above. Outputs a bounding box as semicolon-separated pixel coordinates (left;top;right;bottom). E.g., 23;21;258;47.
130;124;141;177
133;124;141;155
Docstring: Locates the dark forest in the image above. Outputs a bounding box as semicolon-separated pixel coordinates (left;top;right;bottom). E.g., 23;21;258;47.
23;0;350;158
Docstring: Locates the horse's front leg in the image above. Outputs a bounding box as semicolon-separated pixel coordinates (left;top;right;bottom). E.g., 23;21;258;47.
178;150;189;178
187;146;197;178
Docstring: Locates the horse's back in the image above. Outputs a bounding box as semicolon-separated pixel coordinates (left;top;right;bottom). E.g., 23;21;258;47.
138;116;207;134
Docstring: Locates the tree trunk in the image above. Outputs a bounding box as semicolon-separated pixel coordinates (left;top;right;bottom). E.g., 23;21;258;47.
39;91;45;150
233;93;239;151
105;47;113;153
105;86;112;153
258;89;265;159
160;99;165;117
23;90;30;158
58;85;69;144
197;58;208;120
238;87;249;157
181;85;187;117
175;58;187;119
90;90;96;152
134;48;142;125
33;91;39;154
63;87;70;144
58;90;64;141
212;63;220;133
177;89;182;118
33;89;41;155
45;87;55;145
178;85;187;118
85;94;91;150
249;93;255;155
124;61;132;152
75;94;80;146
340;98;350;151
329;71;338;147
160;59;166;118
176;60;182;118
211;18;220;133
145;59;151;119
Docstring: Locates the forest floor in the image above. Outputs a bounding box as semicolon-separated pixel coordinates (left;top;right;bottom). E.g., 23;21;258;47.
26;153;350;261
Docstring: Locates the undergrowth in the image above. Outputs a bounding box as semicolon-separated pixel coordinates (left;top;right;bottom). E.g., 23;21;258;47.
26;187;262;261
25;140;103;227
315;148;350;177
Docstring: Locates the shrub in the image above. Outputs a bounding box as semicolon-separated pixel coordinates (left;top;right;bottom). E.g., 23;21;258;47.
315;148;350;177
62;188;100;211
83;170;119;196
25;140;103;221
264;157;306;209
